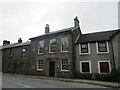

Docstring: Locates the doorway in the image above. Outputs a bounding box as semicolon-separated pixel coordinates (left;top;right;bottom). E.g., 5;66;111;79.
49;61;55;77
13;63;17;74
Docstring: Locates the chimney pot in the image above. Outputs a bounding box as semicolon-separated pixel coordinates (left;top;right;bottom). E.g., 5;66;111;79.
74;16;79;27
45;24;50;34
3;40;10;45
18;38;22;43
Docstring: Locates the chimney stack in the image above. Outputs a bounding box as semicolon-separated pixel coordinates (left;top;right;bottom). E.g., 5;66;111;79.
74;16;79;27
3;40;10;46
45;24;50;34
18;38;22;43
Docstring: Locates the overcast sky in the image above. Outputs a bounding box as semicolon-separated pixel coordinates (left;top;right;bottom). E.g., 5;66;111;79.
0;0;119;45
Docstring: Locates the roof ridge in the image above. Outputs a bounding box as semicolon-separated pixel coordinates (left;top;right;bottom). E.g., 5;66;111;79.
82;29;119;35
29;26;75;40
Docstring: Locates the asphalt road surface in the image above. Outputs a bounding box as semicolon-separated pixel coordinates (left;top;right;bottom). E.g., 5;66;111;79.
2;74;109;88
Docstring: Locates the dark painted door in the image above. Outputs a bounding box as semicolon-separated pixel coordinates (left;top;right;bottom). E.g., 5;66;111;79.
13;63;17;74
49;62;55;77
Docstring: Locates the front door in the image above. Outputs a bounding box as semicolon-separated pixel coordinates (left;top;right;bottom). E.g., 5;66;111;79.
13;63;17;74
49;62;55;77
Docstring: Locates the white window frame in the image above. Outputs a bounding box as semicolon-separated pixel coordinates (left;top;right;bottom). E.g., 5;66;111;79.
37;60;43;71
22;48;26;56
96;41;109;54
49;39;56;53
38;40;44;54
79;43;90;55
61;37;69;53
80;61;92;73
98;60;111;74
61;59;69;71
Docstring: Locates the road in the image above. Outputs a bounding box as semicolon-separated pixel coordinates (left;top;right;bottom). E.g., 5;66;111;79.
2;74;109;88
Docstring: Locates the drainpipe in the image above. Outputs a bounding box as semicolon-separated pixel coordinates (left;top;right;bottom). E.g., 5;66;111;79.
110;41;116;69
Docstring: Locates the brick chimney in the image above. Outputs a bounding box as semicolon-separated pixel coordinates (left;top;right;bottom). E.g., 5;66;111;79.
74;16;79;27
3;40;10;46
45;24;50;34
18;38;22;43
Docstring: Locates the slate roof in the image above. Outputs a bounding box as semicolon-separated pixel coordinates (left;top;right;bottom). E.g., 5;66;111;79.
2;41;30;49
76;29;120;44
29;27;76;40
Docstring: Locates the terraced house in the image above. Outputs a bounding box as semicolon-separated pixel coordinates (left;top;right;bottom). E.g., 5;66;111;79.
2;38;30;75
28;17;81;78
1;17;120;78
75;29;120;74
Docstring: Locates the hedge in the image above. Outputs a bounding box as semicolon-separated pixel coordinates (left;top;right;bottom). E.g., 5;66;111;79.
74;68;120;82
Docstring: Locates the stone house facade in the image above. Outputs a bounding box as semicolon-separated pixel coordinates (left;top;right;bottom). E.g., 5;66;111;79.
75;30;120;74
28;18;81;78
2;38;30;75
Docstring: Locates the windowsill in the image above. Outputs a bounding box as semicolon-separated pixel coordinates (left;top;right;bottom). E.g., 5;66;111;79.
22;55;26;57
61;51;69;53
80;72;91;73
97;52;109;54
49;52;56;54
37;69;43;71
38;53;44;55
61;70;69;72
80;53;90;55
99;72;111;74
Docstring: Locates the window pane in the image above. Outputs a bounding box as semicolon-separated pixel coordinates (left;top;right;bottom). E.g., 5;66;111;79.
37;60;43;70
81;49;88;53
81;43;88;53
81;44;88;48
22;49;26;52
98;42;107;52
39;41;44;47
61;37;68;52
22;49;26;56
99;42;106;47
50;39;56;52
50;39;56;45
38;41;44;54
82;62;90;72
99;47;107;52
62;59;69;70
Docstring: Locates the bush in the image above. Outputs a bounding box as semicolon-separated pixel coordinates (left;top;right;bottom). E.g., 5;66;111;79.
110;68;120;82
75;68;120;82
74;73;92;80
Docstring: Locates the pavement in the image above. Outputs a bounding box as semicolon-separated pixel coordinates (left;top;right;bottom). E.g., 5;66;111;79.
2;73;120;88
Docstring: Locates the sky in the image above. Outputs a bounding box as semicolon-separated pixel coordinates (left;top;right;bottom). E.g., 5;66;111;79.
0;0;119;45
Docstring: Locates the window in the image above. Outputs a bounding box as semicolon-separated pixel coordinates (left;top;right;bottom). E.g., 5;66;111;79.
61;37;68;52
22;49;26;56
98;61;111;73
21;62;24;71
97;41;109;53
80;61;91;73
38;41;44;54
37;60;43;70
49;39;56;53
80;43;90;54
61;59;69;71
9;50;13;57
8;62;12;70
